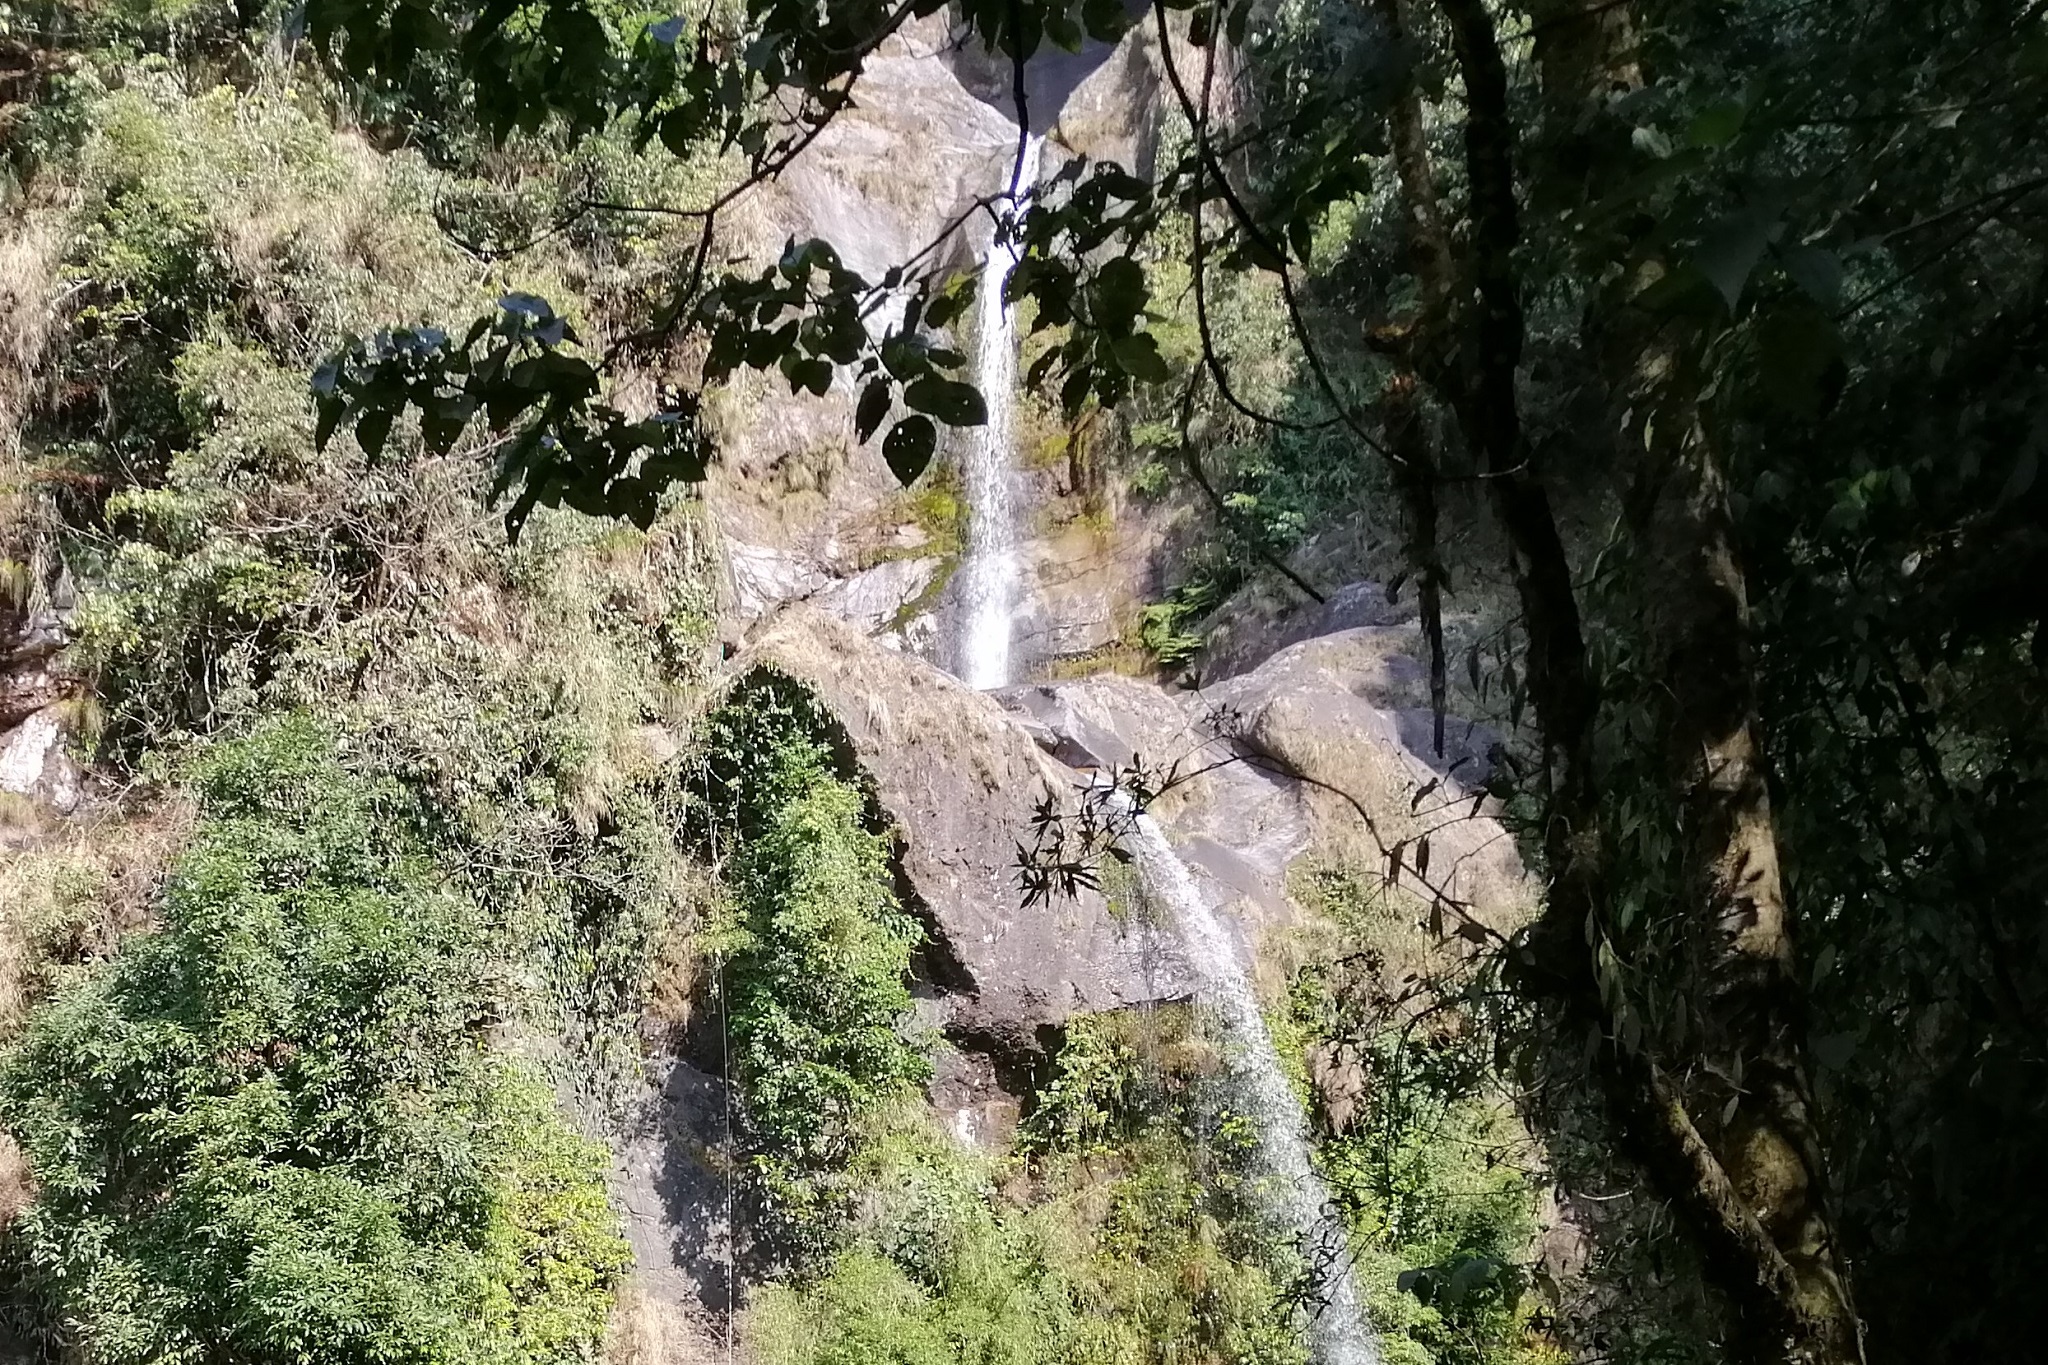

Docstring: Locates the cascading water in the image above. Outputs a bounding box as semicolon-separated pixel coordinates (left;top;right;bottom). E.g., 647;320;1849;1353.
956;133;1045;690
1122;803;1380;1365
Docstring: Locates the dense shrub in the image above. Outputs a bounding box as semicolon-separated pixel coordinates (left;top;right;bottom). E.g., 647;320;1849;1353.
697;673;931;1252
0;718;627;1363
744;1008;1314;1365
1280;864;1571;1365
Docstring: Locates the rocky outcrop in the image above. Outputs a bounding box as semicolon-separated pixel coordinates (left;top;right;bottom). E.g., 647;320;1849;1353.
710;14;1181;666
611;1057;741;1339
1205;623;1527;929
999;582;1532;961
730;604;1193;1045
1;591;82;816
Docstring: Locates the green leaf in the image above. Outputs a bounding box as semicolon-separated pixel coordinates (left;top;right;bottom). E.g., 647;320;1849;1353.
1694;210;1777;310
746;320;799;370
1060;362;1096;416
1687;99;1746;149
1781;245;1844;310
314;394;346;450
856;378;892;443
881;335;931;381
1753;305;1845;416
923;275;976;329
1109;333;1170;384
780;353;833;396
1811;1031;1859;1071
1089;257;1148;332
354;408;395;460
903;376;987;426
1633;264;1722;317
882;416;937;485
1228;234;1288;273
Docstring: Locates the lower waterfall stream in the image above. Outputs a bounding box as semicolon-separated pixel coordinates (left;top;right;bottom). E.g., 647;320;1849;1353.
949;123;1375;1364
1121;802;1381;1365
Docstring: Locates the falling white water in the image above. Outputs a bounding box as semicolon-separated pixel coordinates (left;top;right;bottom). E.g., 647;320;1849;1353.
957;133;1045;690
1123;805;1380;1365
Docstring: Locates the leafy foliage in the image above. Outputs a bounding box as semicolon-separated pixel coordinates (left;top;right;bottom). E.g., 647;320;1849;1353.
696;672;931;1257
1;48;718;1359
0;718;627;1363
745;1009;1314;1365
13;0;2048;1356
1278;865;1569;1365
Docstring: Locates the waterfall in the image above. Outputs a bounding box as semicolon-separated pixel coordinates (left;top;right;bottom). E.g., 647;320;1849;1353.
1123;805;1380;1365
956;133;1045;690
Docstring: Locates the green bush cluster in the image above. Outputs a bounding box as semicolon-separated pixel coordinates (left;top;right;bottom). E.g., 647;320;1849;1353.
744;1009;1314;1365
690;687;1314;1361
698;673;932;1253
1279;866;1565;1365
0;718;627;1363
3;40;729;1360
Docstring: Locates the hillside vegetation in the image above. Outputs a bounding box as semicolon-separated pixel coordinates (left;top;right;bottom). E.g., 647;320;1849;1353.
5;1;2047;1364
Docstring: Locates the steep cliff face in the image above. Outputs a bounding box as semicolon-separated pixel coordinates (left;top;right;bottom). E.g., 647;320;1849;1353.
706;579;1529;1071
708;17;1183;677
0;17;1565;1364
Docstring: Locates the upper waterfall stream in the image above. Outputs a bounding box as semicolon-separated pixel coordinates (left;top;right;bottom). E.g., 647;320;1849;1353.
1122;804;1381;1365
957;133;1045;690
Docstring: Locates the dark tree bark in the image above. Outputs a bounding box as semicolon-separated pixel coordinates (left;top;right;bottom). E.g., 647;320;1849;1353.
1428;1;1867;1360
1658;411;1864;1364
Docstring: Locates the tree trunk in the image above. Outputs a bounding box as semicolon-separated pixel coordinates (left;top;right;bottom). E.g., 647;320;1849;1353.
1659;413;1864;1364
1430;1;1867;1359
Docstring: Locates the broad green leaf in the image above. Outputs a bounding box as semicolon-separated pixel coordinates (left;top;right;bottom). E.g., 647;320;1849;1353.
1694;210;1778;310
903;376;987;426
882;415;937;485
354;408;395;460
923;275;976;329
856;378;892;443
781;353;833;396
1110;333;1170;384
1090;257;1148;332
1781;245;1844;310
1687;99;1746;149
1754;305;1844;416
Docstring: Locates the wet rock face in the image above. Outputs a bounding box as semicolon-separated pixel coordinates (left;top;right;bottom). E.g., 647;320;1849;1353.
1;597;82;815
996;671;1318;956
731;605;1193;1047
711;14;1177;665
941;0;1159;156
925;1038;1026;1152
998;583;1531;952
611;1056;742;1338
1207;623;1527;929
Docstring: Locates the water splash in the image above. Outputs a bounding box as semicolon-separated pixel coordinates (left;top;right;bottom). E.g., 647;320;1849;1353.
957;133;1045;690
1123;805;1380;1365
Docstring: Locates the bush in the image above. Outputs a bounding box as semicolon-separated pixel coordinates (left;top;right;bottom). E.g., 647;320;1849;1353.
698;673;932;1255
0;718;627;1364
1280;863;1562;1365
744;1005;1316;1365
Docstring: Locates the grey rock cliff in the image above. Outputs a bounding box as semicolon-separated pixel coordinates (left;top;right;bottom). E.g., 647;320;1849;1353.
730;604;1193;1045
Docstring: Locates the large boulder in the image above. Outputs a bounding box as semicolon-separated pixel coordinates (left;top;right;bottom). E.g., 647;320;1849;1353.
1002;584;1533;954
1205;618;1530;931
998;672;1317;952
731;605;1192;1046
1;595;82;817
